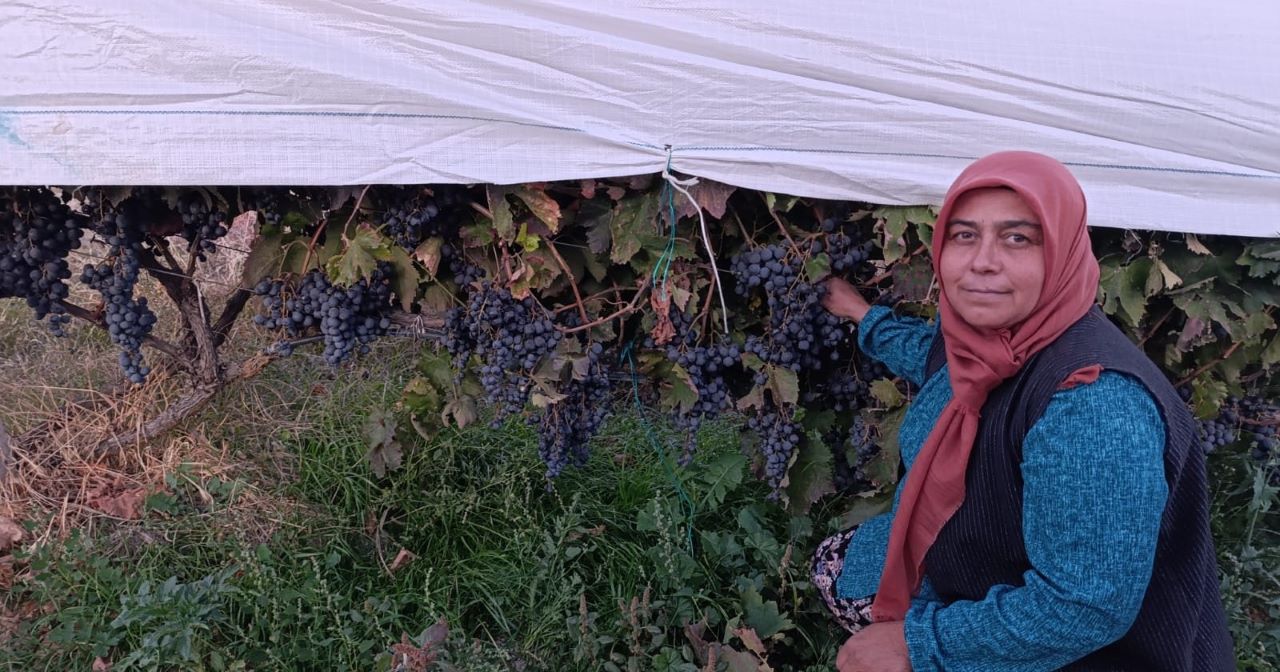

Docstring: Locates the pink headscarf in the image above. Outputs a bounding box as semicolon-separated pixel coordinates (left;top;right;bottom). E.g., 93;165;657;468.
872;151;1101;621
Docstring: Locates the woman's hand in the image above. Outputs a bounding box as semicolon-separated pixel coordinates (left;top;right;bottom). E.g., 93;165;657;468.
837;621;911;672
821;276;872;323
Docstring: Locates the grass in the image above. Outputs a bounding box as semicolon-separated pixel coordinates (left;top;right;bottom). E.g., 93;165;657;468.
1;293;1278;671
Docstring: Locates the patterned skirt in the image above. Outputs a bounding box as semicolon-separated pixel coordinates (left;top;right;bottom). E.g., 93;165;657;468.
810;525;877;634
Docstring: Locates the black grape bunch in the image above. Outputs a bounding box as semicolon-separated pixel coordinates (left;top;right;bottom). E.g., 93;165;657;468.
646;302;744;463
444;282;562;419
1178;386;1237;455
379;187;468;250
246;188;285;229
732;243;849;373
819;214;876;278
379;187;481;287
535;341;611;480
177;194;229;262
0;188;84;337
832;415;882;493
252;263;395;366
747;406;803;493
1236;394;1280;485
80;202;158;384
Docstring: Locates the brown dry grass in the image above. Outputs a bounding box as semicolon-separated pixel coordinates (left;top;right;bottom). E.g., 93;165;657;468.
0;221;325;547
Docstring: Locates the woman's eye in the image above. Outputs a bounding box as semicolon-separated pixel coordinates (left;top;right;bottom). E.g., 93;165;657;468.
950;230;976;241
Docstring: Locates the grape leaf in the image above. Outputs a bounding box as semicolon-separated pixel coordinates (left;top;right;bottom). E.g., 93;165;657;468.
387;244;420;311
697;453;747;507
664;363;699;413
486;185;515;241
515;222;540;252
837;494;892;529
240;226;285;288
610;193;660;265
783;430;835;514
414;237;444;279
674;179;736;220
401;377;442;419
364;409;403;478
327;227;391;286
803;253;831;283
442;395;479;429
1185;233;1212;255
515;187;562;233
869;379;904;408
766;366;799;406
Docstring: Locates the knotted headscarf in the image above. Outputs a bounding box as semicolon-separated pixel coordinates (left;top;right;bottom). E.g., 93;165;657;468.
871;151;1100;620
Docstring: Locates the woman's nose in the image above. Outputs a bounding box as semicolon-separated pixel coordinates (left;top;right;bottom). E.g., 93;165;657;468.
970;236;1001;273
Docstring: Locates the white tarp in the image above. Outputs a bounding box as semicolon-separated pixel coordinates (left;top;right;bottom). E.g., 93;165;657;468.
1;1;1277;236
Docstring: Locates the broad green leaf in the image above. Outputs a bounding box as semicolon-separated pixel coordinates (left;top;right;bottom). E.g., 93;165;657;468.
783;430;835;514
240;226;284;288
1190;375;1229;419
697;453;747;507
610;193;660;265
740;588;794;639
664;363;699;413
864;406;907;490
869;379;904;409
386;244;421;312
1261;331;1280;367
803;253;831;283
326;227;391;286
364;409;403;478
417;350;455;390
486;185;515;241
401;376;442;418
837;494;892;529
515;222;540;252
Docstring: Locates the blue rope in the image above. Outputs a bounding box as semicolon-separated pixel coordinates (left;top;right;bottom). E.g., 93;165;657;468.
621;337;696;554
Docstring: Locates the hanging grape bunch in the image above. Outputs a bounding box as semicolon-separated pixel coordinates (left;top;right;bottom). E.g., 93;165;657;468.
178;194;229;262
81;201;157;384
253;263;395;366
0;188;83;336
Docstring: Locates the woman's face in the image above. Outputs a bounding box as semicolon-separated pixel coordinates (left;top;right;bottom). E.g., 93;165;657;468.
938;187;1045;332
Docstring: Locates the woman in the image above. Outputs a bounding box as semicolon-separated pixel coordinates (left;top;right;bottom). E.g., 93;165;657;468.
812;151;1233;671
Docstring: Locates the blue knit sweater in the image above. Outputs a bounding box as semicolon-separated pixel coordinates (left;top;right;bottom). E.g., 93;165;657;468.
835;306;1168;671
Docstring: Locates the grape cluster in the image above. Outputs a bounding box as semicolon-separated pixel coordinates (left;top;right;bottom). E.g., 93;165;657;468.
178;197;228;261
252;263;395;366
81;206;157;383
0;189;83;336
746;408;802;492
824;213;875;273
379;188;468;251
832;415;881;493
445;283;562;417
247;189;284;228
1197;416;1236;454
732;243;851;372
535;342;611;479
670;341;741;463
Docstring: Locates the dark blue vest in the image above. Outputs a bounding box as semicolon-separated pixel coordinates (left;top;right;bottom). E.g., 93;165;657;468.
921;307;1234;671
